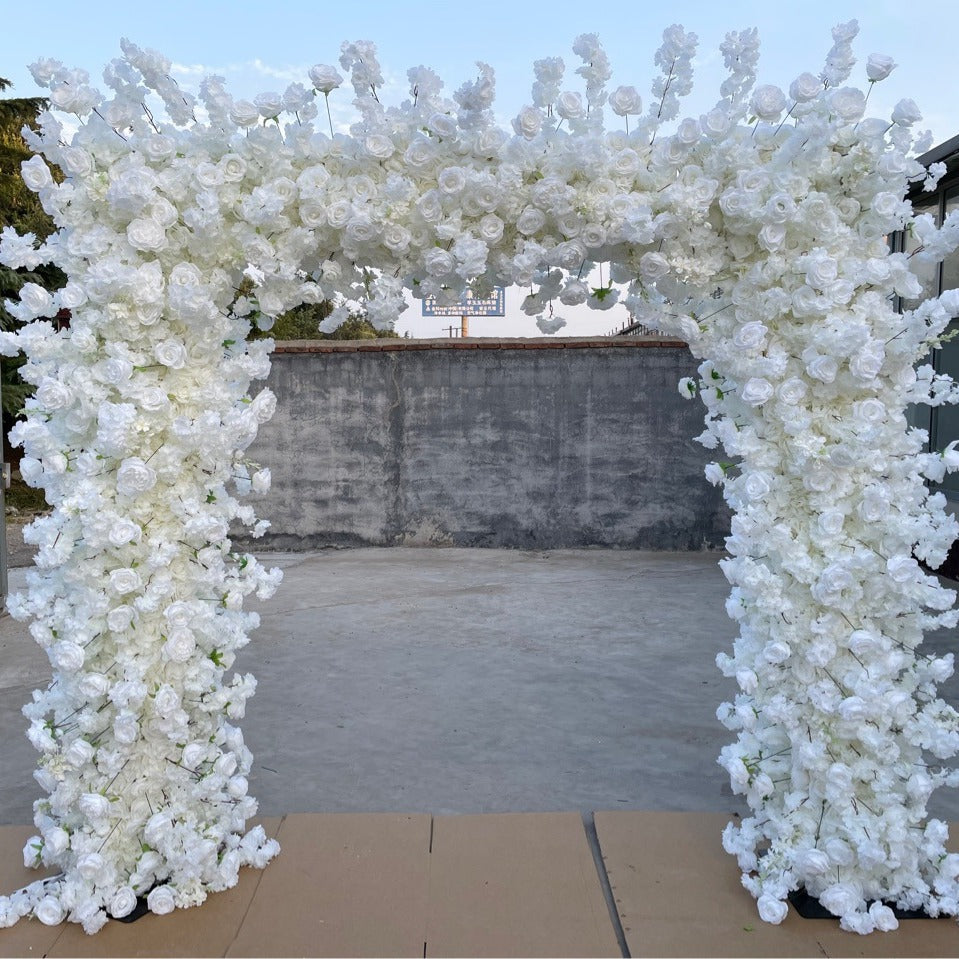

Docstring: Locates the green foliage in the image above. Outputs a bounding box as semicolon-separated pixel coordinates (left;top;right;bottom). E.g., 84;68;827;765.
0;78;64;430
5;472;47;514
0;79;55;239
259;302;397;340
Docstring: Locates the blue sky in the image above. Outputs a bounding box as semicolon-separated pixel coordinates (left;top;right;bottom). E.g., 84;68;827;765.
1;0;953;337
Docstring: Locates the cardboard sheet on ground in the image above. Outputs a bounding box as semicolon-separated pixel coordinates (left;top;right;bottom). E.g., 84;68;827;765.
227;813;431;958
425;811;619;958
594;810;959;958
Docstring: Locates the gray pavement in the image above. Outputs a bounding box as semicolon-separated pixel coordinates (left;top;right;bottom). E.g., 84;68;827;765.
2;547;959;826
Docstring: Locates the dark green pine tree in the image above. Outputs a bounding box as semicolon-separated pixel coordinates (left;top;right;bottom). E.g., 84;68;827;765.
0;77;64;427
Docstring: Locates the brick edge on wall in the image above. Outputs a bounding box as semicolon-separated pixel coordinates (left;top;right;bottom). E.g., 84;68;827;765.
274;336;687;355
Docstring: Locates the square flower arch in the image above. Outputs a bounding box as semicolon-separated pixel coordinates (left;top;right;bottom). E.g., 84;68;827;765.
3;21;959;937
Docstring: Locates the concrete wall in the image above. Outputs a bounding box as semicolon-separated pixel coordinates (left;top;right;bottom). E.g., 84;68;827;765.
242;338;729;550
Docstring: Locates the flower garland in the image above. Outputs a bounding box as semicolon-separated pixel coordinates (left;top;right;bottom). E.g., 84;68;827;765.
2;20;959;936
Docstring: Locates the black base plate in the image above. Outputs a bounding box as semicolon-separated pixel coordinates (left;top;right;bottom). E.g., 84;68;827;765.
115;896;151;923
788;888;931;920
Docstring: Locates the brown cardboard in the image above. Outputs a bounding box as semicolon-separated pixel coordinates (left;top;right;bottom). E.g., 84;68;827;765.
227;812;431;958
0;817;281;958
425;811;620;958
0;823;64;958
594;810;959;958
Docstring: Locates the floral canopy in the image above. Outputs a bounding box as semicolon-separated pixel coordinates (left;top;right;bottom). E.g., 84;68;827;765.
2;20;959;936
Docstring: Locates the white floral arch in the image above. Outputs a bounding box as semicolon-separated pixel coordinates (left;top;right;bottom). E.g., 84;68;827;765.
3;21;959;937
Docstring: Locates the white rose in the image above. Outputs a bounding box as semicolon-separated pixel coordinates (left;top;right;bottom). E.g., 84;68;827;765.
478;214;504;244
154;684;180;717
805;354;838;384
98;357;134;385
866;53;896;82
828;87;866;122
59;146;93;177
559;279;589;305
581;224;607;248
750;84;787;121
252;468;271;493
819;882;863;918
109;567;142;595
23;835;42;867
403;139;434;171
892;98;921;125
818;510;844;536
79;792;111;821
228;775;249;798
309;64;342;93
365;134;394;159
804;256;838;290
437;167;466;196
732;322;766;351
887;554;919;583
110;887;138;919
739;378;774;406
109;518;141;547
776;377;807;405
36;379;72;410
78;673;110;698
164;601;193;628
113;712;139;744
254;91;283;118
789;72;822;102
868;902;898;933
45;826;70;856
117;457;157;497
154;339;187;369
512;106;542;140
674;118;700;146
744;471;772;500
147;885;176;916
609;85;642;116
704;463;724;486
757;896;788;925
797;848;831;876
556;91;584;121
35;895;65;926
220;154;247;183
853;398;885;426
64;738;95;767
51;640;85;672
19;282;53;316
77;852;107;881
700;107;731;138
850;343;884;381
163;628;196;663
182;743;208;769
127;218;167;252
230;100;260;127
424;249;454;276
56;282;87;310
143;135;175;163
20;155;53;192
763;640;791;664
639;252;669;282
427;112;457;137
382;224;411;252
516;207;546;235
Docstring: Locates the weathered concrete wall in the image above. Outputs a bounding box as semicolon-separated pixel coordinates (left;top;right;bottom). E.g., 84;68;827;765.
242;338;729;550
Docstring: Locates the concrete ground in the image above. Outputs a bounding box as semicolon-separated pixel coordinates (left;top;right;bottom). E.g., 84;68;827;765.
2;546;959;826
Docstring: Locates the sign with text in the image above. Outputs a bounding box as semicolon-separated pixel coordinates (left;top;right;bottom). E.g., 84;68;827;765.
422;288;506;317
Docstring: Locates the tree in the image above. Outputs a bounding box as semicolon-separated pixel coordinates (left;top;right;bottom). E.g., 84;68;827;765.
260;301;398;340
0;78;64;429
